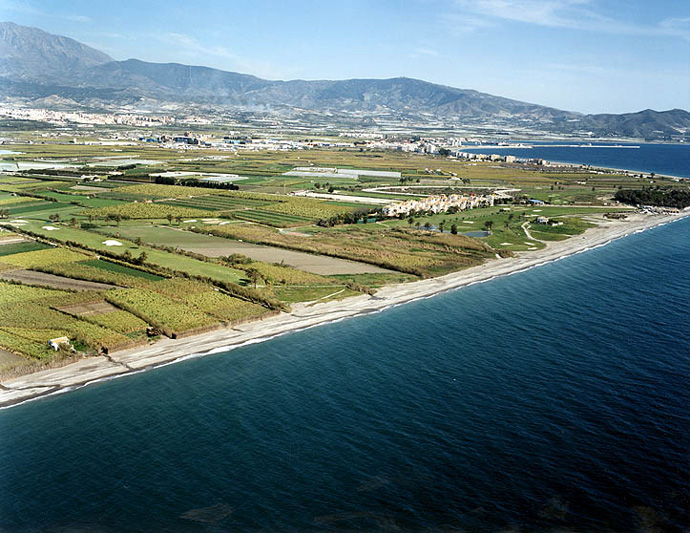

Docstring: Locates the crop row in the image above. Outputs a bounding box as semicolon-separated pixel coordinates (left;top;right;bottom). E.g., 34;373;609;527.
0;247;90;269
38;261;152;288
0;329;56;360
0;302;130;353
0;196;41;207
81;259;165;281
0;240;50;257
184;292;270;323
231;209;311;227
261;198;354;220
0;181;67;193
165;196;272;211
237;262;333;286
87;310;149;334
80;203;216;220
8;202;61;215
0;282;71;305
97;192;160;202
105;288;218;337
105;184;231;199
142;278;272;323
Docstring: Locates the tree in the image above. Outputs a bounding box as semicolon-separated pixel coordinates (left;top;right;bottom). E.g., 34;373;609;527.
49;213;61;223
450;224;458;235
115;214;122;227
438;222;445;233
175;216;182;225
407;217;414;226
423;222;432;230
137;251;147;265
167;214;173;224
483;220;494;231
245;267;263;289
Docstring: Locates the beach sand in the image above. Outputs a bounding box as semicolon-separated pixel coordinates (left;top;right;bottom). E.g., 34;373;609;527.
2;210;687;408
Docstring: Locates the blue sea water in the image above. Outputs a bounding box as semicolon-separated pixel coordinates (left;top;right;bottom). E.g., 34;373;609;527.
1;216;688;531
462;142;690;178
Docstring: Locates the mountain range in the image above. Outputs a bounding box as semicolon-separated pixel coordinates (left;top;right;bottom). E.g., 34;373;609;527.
1;22;688;139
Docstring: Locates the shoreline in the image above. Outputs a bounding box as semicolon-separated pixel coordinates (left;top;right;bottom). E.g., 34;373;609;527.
460;143;689;181
2;210;688;409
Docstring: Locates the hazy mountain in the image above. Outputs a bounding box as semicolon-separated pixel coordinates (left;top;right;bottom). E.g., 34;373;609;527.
1;22;688;139
0;22;112;82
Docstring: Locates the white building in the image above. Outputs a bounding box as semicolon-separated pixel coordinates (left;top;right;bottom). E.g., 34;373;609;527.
382;194;495;217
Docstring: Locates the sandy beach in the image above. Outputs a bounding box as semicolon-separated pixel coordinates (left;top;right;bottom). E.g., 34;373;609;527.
2;210;688;409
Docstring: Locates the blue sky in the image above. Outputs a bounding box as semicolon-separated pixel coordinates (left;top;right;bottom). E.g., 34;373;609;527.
2;0;689;114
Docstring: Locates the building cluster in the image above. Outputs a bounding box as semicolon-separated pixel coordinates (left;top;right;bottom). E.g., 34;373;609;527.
455;152;521;163
0;107;175;126
382;194;495;217
637;205;681;215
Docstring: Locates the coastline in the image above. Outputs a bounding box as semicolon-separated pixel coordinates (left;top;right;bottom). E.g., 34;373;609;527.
461;143;690;181
2;210;688;409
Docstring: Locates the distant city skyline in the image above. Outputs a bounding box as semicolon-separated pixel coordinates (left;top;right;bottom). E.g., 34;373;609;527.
1;0;688;114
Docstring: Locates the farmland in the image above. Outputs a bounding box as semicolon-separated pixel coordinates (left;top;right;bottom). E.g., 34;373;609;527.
0;131;680;375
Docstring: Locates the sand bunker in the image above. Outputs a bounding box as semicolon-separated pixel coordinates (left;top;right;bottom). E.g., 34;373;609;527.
102;240;123;246
42;226;59;231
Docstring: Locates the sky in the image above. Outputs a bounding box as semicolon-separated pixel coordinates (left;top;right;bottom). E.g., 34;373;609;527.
1;0;689;114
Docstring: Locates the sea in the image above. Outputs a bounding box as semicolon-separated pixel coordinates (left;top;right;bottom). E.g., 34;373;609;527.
1;146;689;531
462;141;690;179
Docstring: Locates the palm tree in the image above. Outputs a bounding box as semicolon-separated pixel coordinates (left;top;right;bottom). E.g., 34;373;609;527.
245;268;263;289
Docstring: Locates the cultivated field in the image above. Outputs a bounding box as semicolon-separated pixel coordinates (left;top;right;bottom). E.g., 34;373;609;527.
0;132;683;375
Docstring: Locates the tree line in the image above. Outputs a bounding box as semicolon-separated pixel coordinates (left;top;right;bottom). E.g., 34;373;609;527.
614;188;690;209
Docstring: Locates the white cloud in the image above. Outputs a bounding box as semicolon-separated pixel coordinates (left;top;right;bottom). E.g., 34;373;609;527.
658;16;690;41
0;0;90;23
155;33;236;60
452;0;690;39
409;47;440;59
151;32;292;79
455;0;596;29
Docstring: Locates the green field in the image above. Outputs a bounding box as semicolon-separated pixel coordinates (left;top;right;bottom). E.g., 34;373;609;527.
231;209;312;227
81;259;166;281
8;220;246;284
0;240;50;256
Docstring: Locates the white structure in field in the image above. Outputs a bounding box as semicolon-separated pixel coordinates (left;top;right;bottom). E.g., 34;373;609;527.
283;167;402;179
382;194;495;217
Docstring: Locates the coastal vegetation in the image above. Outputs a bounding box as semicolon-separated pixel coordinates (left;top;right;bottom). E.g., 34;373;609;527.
614;188;690;209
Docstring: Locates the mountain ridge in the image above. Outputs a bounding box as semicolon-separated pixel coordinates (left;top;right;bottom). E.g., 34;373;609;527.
1;22;688;139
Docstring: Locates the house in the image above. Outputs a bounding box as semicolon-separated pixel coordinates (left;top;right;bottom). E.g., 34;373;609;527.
48;336;71;351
